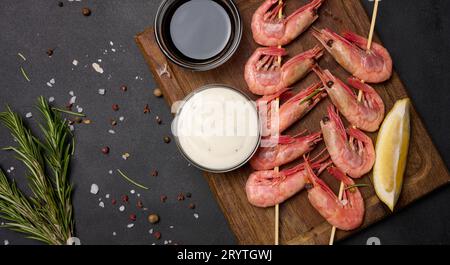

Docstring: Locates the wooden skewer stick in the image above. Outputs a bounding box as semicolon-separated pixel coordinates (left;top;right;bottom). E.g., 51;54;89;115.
328;181;344;245
274;0;283;246
329;0;380;246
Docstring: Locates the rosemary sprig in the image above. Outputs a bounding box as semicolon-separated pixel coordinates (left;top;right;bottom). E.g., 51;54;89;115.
0;96;75;244
117;169;149;190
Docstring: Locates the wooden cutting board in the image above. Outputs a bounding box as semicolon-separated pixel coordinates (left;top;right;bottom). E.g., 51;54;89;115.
136;0;450;244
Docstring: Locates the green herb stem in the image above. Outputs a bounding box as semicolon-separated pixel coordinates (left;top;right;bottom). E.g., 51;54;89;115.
52;107;86;117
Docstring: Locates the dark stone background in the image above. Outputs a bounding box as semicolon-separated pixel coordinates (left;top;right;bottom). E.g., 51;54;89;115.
0;0;448;245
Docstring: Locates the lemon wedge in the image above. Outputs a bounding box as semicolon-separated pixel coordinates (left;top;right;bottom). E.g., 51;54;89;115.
373;98;411;211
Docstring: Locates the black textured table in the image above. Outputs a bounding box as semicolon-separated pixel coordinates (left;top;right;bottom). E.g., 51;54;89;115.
0;0;449;245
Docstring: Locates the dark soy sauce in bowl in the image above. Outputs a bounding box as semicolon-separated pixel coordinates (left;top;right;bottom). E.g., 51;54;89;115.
155;0;242;71
170;0;231;60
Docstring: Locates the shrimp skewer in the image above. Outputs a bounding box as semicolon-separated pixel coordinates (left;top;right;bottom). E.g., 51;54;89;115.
258;82;327;135
246;153;330;208
304;162;365;231
250;131;322;171
320;105;375;178
245;46;323;95
252;0;325;47
312;28;392;83
313;67;385;132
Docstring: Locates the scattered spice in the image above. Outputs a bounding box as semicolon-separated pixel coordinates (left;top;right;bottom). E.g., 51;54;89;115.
68;120;75;125
148;214;160;224
101;146;110;154
160;195;167;203
186;192;192;198
143;104;150;114
82;7;91;16
177;193;185;201
163;136;171;144
122;152;130;160
153;88;163;97
111;199;117;205
155;116;162;124
57;1;63;7
188;203;196;209
75;117;83;124
117;169;150;190
129;214;137;221
46;49;54;56
153;231;161;240
151;170;158;177
120;85;127;92
110;119;117;126
83;119;91;124
121;195;129;203
112;104;119;111
136;200;144;209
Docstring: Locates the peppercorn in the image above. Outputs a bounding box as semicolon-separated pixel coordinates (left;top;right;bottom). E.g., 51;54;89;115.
120;85;127;92
101;146;110;154
143;104;150;114
82;7;91;16
46;49;54;56
177;193;185;201
153;231;161;240
186;192;192;198
129;214;137;221
155;116;162;124
153;88;162;97
112;104;119;111
151;170;158;177
75;117;83;124
136;200;144;209
160;195;167;203
111;199;117;205
163;136;171;144
57;1;63;7
121;195;129;203
148;213;160;224
188;203;195;209
111;119;117;126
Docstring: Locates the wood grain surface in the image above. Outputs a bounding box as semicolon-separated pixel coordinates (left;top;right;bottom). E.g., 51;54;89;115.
135;0;450;244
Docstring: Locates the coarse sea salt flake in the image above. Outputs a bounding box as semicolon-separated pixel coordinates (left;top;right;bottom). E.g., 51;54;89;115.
92;63;104;74
119;205;125;212
130;190;135;194
25;112;32;118
99;201;105;208
90;184;99;194
69;96;77;104
108;129;115;134
72;60;78;66
105;194;110;199
193;213;199;219
127;223;134;228
48;96;55;102
98;89;106;95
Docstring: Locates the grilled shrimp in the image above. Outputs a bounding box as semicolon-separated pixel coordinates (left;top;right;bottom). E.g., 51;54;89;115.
320;105;375;178
312;28;392;83
245;46;323;95
250;131;322;170
258;82;326;135
252;0;325;46
304;163;364;230
246;153;330;208
313;67;385;132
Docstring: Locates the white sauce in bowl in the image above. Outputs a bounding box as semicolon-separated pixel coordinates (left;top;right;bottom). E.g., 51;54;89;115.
173;86;260;172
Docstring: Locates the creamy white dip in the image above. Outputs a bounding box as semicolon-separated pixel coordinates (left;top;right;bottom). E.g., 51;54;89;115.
174;86;260;172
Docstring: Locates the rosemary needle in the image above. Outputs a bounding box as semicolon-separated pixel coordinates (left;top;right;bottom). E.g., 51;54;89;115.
20;66;31;82
117;169;149;190
299;88;324;105
52;107;86;117
345;184;370;190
